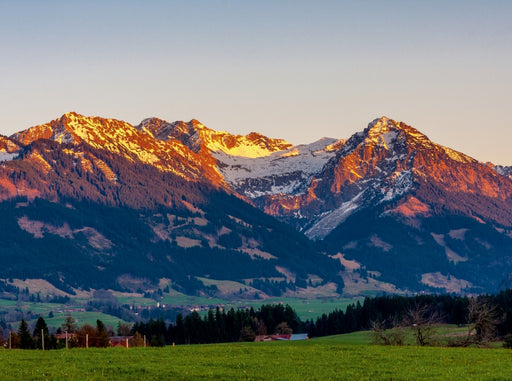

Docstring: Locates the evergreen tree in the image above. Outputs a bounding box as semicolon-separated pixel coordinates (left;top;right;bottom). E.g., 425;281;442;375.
206;310;216;343
215;307;227;342
18;319;34;349
33;316;49;337
61;316;77;333
150;334;165;347
33;316;49;350
95;319;110;347
174;314;185;345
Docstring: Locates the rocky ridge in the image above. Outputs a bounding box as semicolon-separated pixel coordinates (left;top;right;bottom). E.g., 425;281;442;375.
2;112;512;294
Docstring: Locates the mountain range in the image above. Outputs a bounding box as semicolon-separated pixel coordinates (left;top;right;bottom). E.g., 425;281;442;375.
1;112;512;297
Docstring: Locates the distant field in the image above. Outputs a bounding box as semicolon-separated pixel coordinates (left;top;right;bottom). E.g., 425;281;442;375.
163;295;358;321
40;310;129;328
1;339;511;380
265;297;356;321
0;300;128;329
316;330;372;345
1;277;362;333
1;294;358;333
149;293;358;321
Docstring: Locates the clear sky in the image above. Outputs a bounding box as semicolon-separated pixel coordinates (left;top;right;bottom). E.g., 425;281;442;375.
1;1;511;164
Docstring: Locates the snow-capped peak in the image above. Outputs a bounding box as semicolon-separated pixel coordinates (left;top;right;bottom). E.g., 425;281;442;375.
213;137;341;197
338;116;437;158
366;116;428;141
493;164;512;180
0;136;20;162
137;117;293;158
367;116;399;132
199;129;292;158
365;116;402;149
136;118;202;151
9;112;229;183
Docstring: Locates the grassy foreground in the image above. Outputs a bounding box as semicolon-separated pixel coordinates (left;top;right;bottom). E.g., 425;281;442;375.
1;339;512;380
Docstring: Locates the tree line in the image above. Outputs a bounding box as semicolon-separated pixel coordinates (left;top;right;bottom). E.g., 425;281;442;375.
1;303;301;349
3;316;113;350
4;290;512;349
308;290;512;343
132;303;300;346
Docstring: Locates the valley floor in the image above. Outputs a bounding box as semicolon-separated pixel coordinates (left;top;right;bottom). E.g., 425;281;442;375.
1;338;511;380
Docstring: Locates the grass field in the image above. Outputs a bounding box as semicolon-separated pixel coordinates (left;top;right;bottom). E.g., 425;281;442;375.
39;310;129;328
0;294;359;337
1;337;511;380
1;283;361;334
247;297;357;321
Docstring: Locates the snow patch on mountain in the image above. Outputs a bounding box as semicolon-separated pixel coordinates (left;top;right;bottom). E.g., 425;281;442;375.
14;112;218;182
137;118;292;158
380;170;414;202
64;113;163;165
214;138;342;197
366;117;400;149
203;131;291;158
380;130;399;149
0;152;18;161
245;180;304;199
305;191;364;240
493;165;512;180
338;117;404;156
50;120;76;144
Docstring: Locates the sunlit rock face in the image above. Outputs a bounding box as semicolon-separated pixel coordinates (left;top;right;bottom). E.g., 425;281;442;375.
4;112;512;293
248;116;512;239
211;116;512;293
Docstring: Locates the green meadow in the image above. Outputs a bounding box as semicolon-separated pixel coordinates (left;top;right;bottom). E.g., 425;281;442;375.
1;293;359;331
1;336;511;380
157;294;358;321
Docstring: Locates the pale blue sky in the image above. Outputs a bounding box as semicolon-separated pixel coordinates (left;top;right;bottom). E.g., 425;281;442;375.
1;1;511;163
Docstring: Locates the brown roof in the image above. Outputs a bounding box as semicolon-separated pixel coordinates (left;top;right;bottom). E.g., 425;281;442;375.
254;334;291;342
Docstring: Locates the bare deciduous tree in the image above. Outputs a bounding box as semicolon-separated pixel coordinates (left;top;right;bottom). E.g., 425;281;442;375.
116;322;132;337
462;297;500;347
403;304;442;346
370;320;406;346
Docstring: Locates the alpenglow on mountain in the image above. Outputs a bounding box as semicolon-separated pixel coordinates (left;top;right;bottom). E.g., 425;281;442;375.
1;112;512;296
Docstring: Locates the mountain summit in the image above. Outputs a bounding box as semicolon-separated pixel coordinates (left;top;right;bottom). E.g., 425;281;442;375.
136;117;292;158
2;113;512;295
256;116;509;236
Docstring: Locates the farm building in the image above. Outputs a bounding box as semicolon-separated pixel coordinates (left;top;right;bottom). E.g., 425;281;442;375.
254;334;308;342
110;336;134;348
